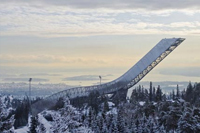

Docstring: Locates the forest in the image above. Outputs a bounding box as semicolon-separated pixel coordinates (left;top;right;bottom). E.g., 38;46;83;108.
1;82;200;132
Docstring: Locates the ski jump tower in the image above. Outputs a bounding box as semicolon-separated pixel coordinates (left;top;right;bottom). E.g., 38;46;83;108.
32;38;185;115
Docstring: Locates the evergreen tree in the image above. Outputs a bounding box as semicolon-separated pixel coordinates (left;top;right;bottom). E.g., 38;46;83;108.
144;89;149;101
103;97;109;113
156;85;162;102
164;103;182;131
97;116;104;132
0;100;15;133
178;111;200;133
192;83;200;106
88;108;92;127
129;119;137;133
102;120;108;133
110;116;118;133
181;89;186;99
88;91;100;113
106;114;113;131
149;82;153;101
29;116;38;133
185;82;193;102
14;98;29;128
176;84;180;98
37;123;46;133
91;110;98;131
172;89;175;100
153;87;156;101
117;107;125;133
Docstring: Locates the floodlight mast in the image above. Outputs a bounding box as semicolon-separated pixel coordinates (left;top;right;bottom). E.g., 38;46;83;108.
29;78;32;99
29;78;32;114
99;76;101;85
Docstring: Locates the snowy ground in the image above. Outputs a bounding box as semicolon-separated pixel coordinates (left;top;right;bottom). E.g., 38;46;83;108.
38;114;52;133
14;114;53;133
14;126;29;133
139;101;145;106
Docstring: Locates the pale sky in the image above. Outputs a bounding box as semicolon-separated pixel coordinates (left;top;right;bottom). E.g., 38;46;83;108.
0;0;200;85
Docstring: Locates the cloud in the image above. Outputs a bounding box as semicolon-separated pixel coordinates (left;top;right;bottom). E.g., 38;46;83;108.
0;74;17;78
159;67;200;77
19;73;62;77
3;78;49;82
0;2;200;37
169;22;200;28
63;74;113;81
0;54;109;67
0;54;139;68
1;0;200;10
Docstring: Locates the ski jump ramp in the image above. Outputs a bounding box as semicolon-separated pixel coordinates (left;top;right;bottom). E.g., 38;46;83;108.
32;38;185;115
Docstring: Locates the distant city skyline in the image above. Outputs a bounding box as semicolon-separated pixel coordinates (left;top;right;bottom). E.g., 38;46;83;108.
0;1;200;86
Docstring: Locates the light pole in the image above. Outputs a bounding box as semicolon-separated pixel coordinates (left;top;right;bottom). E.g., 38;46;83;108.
29;78;32;100
29;78;32;115
99;76;101;85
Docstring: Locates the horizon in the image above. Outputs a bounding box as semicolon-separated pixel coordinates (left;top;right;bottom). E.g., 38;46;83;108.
0;80;193;98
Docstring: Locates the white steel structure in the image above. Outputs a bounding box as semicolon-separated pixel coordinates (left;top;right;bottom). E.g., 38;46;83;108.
32;38;185;115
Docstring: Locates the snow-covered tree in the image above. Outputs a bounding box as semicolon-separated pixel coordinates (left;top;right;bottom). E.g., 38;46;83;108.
178;111;200;133
48;98;92;132
37;123;46;133
0;95;15;133
29;116;38;133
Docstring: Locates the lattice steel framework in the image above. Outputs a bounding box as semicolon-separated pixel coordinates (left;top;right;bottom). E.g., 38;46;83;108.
32;38;185;115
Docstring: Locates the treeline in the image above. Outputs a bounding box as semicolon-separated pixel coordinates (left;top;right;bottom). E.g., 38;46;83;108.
70;91;110;114
174;82;200;106
130;82;165;103
14;97;42;128
80;82;200;133
81;101;200;132
130;82;200;105
0;96;43;129
19;82;200;133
